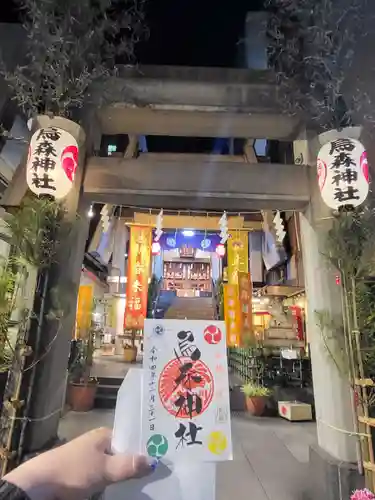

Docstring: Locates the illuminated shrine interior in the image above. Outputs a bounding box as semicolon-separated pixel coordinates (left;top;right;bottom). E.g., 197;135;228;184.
82;206;306;352
78;204;311;435
155;229;223;297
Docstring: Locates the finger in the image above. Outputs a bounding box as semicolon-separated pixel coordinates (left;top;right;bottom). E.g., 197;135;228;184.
104;454;156;483
78;427;112;452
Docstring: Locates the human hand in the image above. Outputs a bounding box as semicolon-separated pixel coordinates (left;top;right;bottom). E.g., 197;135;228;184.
4;427;156;500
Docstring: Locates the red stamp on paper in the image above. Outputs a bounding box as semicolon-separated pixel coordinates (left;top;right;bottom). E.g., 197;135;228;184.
158;357;214;419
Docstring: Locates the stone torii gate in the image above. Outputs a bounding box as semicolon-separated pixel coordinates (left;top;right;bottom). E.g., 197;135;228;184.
2;65;359;498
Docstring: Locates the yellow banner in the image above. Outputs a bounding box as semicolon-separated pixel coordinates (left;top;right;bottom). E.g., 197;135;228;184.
224;284;242;347
227;232;249;285
238;272;254;345
124;226;152;329
76;285;94;338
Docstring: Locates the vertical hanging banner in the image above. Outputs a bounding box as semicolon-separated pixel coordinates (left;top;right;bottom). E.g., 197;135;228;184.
142;319;232;462
238;272;254;344
76;285;94;338
124;226;152;329
223;284;242;347
227;232;249;285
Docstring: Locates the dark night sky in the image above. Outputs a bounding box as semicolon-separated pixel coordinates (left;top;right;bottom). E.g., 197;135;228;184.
1;0;264;67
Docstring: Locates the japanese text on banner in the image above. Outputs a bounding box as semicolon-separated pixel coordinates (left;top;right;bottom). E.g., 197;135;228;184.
124;226;152;329
223;284;242;347
227;232;248;285
238;272;254;344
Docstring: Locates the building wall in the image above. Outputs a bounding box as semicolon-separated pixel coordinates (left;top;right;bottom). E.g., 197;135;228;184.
286;214;304;287
80;268;109;300
249;230;264;283
0;115;29;183
244;12;268;70
152;252;163;280
75;269;109;338
243;12;269;163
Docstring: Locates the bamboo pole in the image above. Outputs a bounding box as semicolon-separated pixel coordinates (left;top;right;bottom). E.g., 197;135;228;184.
351;276;375;491
0;267;30;476
340;267;364;475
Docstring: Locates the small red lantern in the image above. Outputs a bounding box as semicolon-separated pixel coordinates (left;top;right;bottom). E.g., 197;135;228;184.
151;241;161;256
335;274;341;285
216;244;226;258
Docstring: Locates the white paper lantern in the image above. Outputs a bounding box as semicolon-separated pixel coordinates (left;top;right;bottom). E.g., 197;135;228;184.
317;137;369;210
26;126;79;199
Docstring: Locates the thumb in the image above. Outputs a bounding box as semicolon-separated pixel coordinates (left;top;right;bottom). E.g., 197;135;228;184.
104;454;156;483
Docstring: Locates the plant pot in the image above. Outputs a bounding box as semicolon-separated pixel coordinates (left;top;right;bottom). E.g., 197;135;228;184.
123;346;137;363
68;383;97;412
245;396;267;416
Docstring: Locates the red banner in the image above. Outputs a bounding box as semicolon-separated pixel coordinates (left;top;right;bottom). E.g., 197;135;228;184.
224;284;242;347
238;272;254;345
290;305;304;341
124;226;152;329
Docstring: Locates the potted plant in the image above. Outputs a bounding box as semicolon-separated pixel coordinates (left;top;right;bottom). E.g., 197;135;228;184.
241;382;272;416
67;330;98;412
123;329;138;363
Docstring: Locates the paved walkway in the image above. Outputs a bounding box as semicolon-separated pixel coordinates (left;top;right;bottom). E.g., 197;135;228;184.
59;410;316;500
218;415;315;500
91;353;142;379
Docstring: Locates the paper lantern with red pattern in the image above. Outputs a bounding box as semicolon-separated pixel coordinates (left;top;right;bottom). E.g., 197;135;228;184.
26;126;79;199
317;137;369;210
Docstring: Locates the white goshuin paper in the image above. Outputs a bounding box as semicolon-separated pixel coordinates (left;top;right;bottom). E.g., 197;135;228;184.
142;319;232;463
104;368;216;500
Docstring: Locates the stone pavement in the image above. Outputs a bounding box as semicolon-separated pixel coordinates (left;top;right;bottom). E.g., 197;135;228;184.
59;410;316;500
